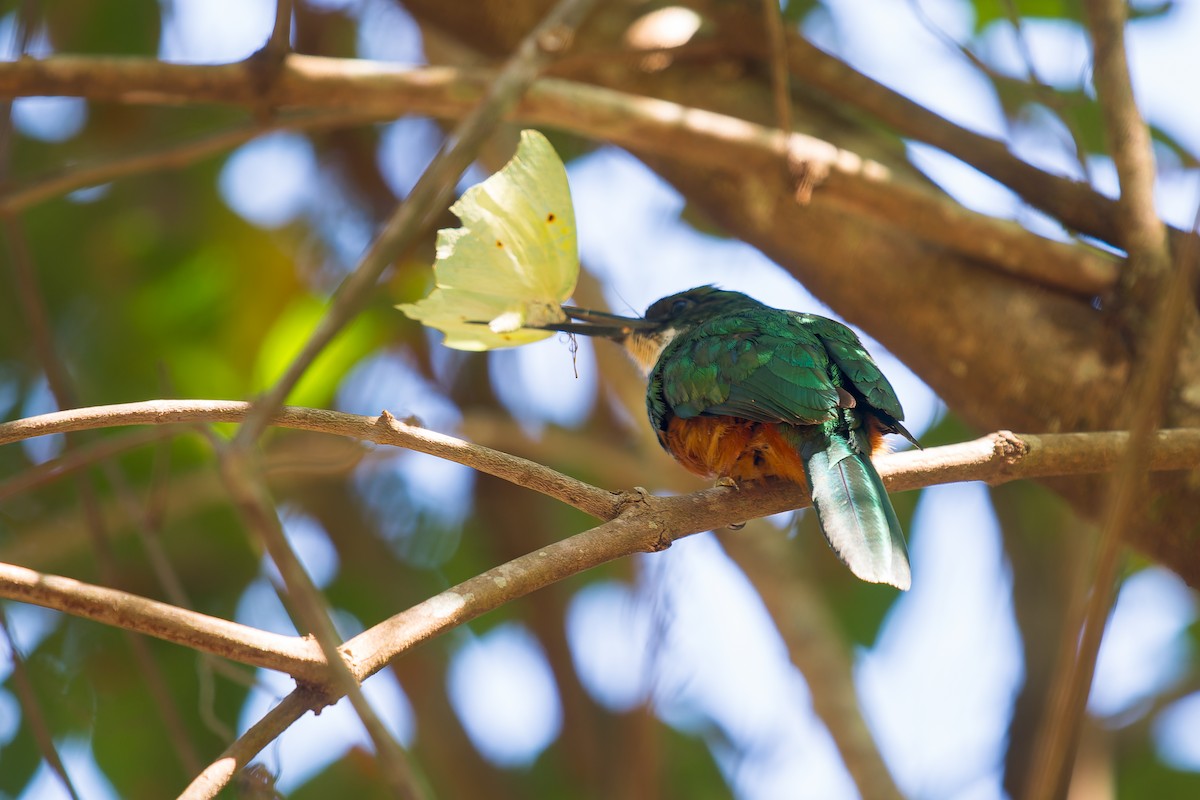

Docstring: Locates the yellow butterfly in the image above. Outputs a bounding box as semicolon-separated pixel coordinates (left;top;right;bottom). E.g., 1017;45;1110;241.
398;129;578;350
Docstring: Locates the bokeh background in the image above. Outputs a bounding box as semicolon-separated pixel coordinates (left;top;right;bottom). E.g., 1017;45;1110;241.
1;0;1199;798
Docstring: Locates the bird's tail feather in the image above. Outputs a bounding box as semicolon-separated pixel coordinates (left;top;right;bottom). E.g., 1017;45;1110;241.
798;430;911;590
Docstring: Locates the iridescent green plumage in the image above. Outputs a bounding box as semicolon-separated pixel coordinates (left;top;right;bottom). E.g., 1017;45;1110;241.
547;286;916;589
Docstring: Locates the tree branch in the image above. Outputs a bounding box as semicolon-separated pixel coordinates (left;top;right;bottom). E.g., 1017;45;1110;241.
178;688;314;800
215;447;429;800
0;561;328;680
1084;0;1170;284
233;0;602;447
6;402;1200;497
174;422;1200;795
6;402;1200;689
0;400;622;518
0;56;1116;296
683;0;1183;253
0;608;82;800
1026;4;1193;796
780;30;1137;250
0;110;377;213
721;531;904;800
6;399;1200;797
6;401;1200;702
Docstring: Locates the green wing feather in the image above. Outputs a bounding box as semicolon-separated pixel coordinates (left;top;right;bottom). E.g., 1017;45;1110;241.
791;313;906;420
652;309;839;430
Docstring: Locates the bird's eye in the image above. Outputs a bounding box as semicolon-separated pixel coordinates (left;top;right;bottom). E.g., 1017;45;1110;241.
670;299;690;314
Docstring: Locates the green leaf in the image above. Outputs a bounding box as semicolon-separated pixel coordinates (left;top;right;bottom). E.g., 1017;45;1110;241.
972;0;1081;34
254;295;388;407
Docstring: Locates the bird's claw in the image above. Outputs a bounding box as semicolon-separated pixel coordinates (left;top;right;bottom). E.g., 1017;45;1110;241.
715;477;746;528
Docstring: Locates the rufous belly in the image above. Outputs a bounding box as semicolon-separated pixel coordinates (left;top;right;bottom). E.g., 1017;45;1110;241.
660;415;809;484
659;414;889;484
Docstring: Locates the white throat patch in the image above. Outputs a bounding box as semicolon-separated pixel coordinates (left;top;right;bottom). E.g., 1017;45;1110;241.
624;328;678;375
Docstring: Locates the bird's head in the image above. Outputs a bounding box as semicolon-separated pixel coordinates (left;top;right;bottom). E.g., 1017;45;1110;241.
542;286;762;373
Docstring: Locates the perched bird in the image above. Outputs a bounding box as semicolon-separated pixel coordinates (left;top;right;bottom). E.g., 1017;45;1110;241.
546;286;917;590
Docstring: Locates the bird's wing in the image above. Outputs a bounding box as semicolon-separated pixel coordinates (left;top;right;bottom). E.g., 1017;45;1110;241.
653;311;839;427
793;313;907;423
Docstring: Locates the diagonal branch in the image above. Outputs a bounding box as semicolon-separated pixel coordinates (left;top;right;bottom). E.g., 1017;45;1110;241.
0;110;379;213
7;405;1200;683
179;688;315;800
0;561;327;680
668;0;1181;253
777;32;1137;250
0;428;168;502
233;0;602;446
214;449;430;800
721;531;904;800
215;3;604;795
9;406;1200;687
0;608;82;800
1025;3;1192;797
170;420;1200;798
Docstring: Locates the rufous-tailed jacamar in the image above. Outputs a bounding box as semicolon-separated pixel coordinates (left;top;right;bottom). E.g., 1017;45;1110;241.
546;286;917;590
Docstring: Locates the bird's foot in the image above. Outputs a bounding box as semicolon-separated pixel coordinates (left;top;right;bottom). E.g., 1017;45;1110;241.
714;477;747;529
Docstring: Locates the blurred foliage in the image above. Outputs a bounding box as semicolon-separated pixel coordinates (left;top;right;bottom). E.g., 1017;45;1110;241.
0;0;1196;798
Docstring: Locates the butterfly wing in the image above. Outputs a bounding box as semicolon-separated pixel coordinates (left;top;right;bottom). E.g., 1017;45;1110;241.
398;130;579;350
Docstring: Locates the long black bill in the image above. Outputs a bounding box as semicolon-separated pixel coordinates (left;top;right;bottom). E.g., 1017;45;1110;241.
534;305;658;339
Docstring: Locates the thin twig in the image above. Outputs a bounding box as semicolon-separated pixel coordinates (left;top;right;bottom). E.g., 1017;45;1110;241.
81;474;209;774
219;2;603;794
1024;3;1191;797
1084;0;1171;312
906;0;1094;183
216;452;432;800
776;33;1156;250
233;0;601;445
4;222;208;778
0;608;82;800
268;0;293;55
998;0;1093;180
179;688;314;800
1;16;209;768
0;427;167;501
1026;216;1195;800
0;111;377;213
95;449;239;743
1086;1;1167;266
760;0;792;144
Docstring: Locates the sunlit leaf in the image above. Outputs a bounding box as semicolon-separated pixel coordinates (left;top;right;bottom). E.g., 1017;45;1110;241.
255;296;388;407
